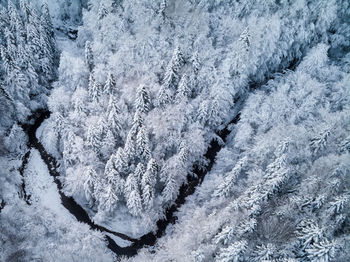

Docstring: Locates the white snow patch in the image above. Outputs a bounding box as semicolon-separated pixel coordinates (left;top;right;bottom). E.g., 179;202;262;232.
106;233;133;248
23;149;74;223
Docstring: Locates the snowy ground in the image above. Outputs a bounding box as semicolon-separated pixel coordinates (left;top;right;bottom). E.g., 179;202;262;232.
0;156;22;205
93;206;157;238
23;149;73;222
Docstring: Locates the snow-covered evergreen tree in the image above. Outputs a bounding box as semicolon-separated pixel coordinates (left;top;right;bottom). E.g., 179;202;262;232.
85;41;94;72
125;171;142;216
135;84;151;113
104;72;117;95
157;46;184;107
106;95;121;135
141;158;158;210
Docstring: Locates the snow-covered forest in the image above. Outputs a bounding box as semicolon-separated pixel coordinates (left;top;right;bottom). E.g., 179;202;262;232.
0;0;349;261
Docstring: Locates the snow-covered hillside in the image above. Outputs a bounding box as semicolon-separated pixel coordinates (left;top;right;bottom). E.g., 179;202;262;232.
0;0;349;261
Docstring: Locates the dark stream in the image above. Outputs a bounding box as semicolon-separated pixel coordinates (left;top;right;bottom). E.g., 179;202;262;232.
19;107;240;257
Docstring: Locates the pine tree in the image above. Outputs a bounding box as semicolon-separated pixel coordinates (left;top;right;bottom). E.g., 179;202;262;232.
5;28;16;59
26;6;41;58
157;46;184;107
98;2;109;20
213;225;235;245
296;219;325;249
216;240;247;262
162;171;178;202
207;96;221;127
88;73;101;101
159;0;167;19
141;158;158;210
213;157;247;198
305;239;339;261
85;41;94;72
310;128;331;155
39;30;54;80
98;183;119;213
133;110;144;129
237;218;257;236
40;2;56;71
191;51;201;74
125;172;142;216
253;243;276;262
84;166;98;204
19;0;31;23
124;124;138;163
41;3;54;38
157;86;172;108
104;72;117;95
178;142;189;166
72;87;88;114
1;46;16;80
135;85;151;113
176;73;191;101
260;141;291;200
86;122;102;153
101;129;116;158
239;27;251;52
134;163;145;185
104;149;125;196
197;100;209;125
340;136;350;153
106;95;121;134
136;126;151;162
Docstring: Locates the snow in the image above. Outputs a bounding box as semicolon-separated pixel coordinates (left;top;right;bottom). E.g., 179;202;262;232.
106;233;133;248
23;149;73;222
95;207;155;238
0;157;22;204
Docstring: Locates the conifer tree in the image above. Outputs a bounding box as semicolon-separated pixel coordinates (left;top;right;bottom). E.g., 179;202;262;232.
88;73;100;101
98;183;119;213
197;100;209;125
85;41;94;72
134;163;145;185
213;157;247;198
106;95;121;134
305;239;339;261
157;86;172;108
253;243;276;261
133;110;144;129
136;126;151;162
159;0;167;19
135;85;151;113
104;148;125;196
162;171;178;203
5;28;16;59
101;129;116;158
41;3;54;38
216;240;247;262
176;73;191;101
0;46;16;80
26;6;41;58
207;96;221;127
104;72;117;95
125;172;142;216
141;158;158;210
157;46;184;107
310;128;331;155
84;166;98;205
239;27;251;52
191;51;201;74
98;2;109;20
86;122;102;153
213;225;235;245
124;125;137;164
